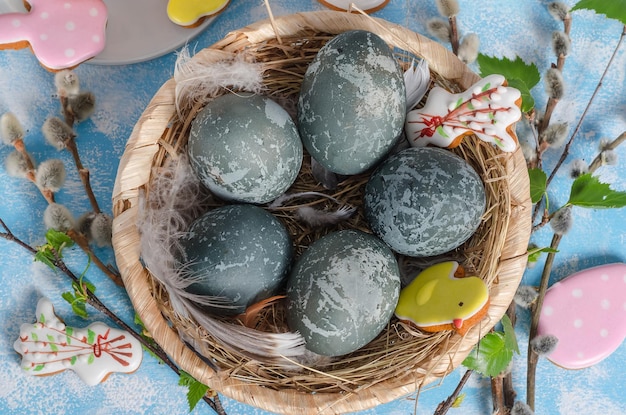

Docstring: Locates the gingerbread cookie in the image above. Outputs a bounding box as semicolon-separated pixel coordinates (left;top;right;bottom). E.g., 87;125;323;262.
394;261;490;336
13;298;142;385
166;0;230;28
0;0;108;71
405;74;522;152
537;263;626;369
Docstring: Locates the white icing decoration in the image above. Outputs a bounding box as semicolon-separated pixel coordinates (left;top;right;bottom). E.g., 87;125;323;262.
405;74;521;152
13;298;142;386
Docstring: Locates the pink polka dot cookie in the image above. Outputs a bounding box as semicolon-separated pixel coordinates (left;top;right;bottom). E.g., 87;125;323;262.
0;0;108;71
13;298;143;385
537;263;626;369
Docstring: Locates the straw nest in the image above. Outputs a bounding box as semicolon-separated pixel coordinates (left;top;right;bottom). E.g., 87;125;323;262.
112;10;531;415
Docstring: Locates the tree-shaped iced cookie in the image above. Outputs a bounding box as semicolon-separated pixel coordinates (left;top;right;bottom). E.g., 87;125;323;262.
405;74;522;152
14;298;142;385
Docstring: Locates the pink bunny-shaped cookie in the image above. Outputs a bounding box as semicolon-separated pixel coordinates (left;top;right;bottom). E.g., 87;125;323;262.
0;0;108;71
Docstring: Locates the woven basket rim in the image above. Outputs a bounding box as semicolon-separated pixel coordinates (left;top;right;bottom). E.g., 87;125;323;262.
112;10;532;414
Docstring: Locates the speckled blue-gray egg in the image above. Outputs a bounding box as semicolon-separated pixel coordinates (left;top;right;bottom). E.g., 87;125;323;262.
188;93;303;204
297;30;406;175
177;204;293;315
286;230;400;356
364;147;485;257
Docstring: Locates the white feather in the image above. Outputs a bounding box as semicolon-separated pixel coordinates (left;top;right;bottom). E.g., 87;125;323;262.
173;46;265;115
404;59;430;111
296;205;357;227
268;191;343;208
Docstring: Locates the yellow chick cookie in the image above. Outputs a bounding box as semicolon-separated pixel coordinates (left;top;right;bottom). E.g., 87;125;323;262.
167;0;230;27
395;261;489;336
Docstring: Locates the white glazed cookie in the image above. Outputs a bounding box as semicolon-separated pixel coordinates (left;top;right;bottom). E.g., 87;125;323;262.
405;74;522;152
14;298;142;385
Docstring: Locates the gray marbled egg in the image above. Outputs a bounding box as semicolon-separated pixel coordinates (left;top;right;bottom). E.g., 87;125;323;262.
286;230;400;356
188;93;303;204
364;147;485;257
177;204;293;315
297;30;406;175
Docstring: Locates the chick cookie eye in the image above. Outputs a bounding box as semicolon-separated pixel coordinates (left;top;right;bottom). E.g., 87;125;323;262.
458;302;464;307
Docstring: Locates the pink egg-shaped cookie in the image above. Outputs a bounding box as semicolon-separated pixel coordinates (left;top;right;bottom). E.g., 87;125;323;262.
537;263;626;369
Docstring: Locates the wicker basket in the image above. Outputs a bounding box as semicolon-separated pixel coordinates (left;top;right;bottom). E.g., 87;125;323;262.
112;10;531;414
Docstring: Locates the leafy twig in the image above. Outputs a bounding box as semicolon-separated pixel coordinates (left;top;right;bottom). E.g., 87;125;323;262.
0;218;225;414
433;369;473;415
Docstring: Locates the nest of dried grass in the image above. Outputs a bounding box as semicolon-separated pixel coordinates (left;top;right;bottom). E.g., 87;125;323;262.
112;10;531;415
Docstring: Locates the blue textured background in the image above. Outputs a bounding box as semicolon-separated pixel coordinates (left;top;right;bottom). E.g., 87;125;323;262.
1;1;625;414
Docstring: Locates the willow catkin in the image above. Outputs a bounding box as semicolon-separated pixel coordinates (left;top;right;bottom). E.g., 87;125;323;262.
0;112;24;145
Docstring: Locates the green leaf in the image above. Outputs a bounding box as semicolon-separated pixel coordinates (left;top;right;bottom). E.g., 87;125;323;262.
34;250;55;270
462;332;513;377
568;173;626;208
61;291;75;304
179;370;210;412
47;334;58;352
506;78;535;113
477;54;540;112
33;364;45;372
452;393;466;408
45;228;74;251
527;246;559;263
87;328;96;344
65;326;73;344
71;302;89;319
572;0;626;25
500;315;519;355
528;168;547;204
186;380;209;412
87;354;95;365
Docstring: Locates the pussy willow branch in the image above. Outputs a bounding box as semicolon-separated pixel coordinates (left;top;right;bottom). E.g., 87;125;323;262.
532;24;626;226
501;301;517;411
433;369;473;415
13;133;121;285
546;24;626;188
12;138;55;204
449;15;460;55
0;218;225;415
537;14;571;138
66;229;123;287
531;130;626;233
59;94;101;214
526;233;561;411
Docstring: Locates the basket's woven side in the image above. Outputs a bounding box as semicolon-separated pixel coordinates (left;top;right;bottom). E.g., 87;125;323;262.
112;11;532;415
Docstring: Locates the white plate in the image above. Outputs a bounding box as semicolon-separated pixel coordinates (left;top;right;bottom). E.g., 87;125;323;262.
0;0;216;65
